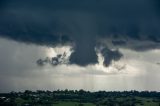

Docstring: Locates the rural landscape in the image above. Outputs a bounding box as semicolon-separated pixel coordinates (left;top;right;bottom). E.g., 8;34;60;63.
1;90;160;106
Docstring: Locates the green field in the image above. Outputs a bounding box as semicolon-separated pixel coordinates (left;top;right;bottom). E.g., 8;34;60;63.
51;98;160;106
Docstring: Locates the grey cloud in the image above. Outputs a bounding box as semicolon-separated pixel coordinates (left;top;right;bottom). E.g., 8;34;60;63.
112;40;126;46
0;38;47;76
132;43;160;51
101;47;123;67
95;42;123;66
0;0;160;66
69;38;98;66
1;38;160;92
37;53;67;66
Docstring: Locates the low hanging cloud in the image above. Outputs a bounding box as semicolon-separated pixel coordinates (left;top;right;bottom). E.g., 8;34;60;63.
95;43;123;67
1;37;160;92
1;0;160;66
37;53;68;66
101;48;123;67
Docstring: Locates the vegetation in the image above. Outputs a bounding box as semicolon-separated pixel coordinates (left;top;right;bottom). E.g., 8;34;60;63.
0;90;160;106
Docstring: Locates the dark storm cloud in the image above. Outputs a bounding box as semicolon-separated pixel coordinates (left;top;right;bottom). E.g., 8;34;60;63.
112;40;126;46
96;43;123;66
102;48;123;67
0;0;160;66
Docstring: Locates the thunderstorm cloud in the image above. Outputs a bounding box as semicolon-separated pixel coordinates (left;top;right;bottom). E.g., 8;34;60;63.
0;0;160;66
1;0;160;92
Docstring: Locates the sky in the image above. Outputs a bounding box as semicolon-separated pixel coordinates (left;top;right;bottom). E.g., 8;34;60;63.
0;0;160;92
